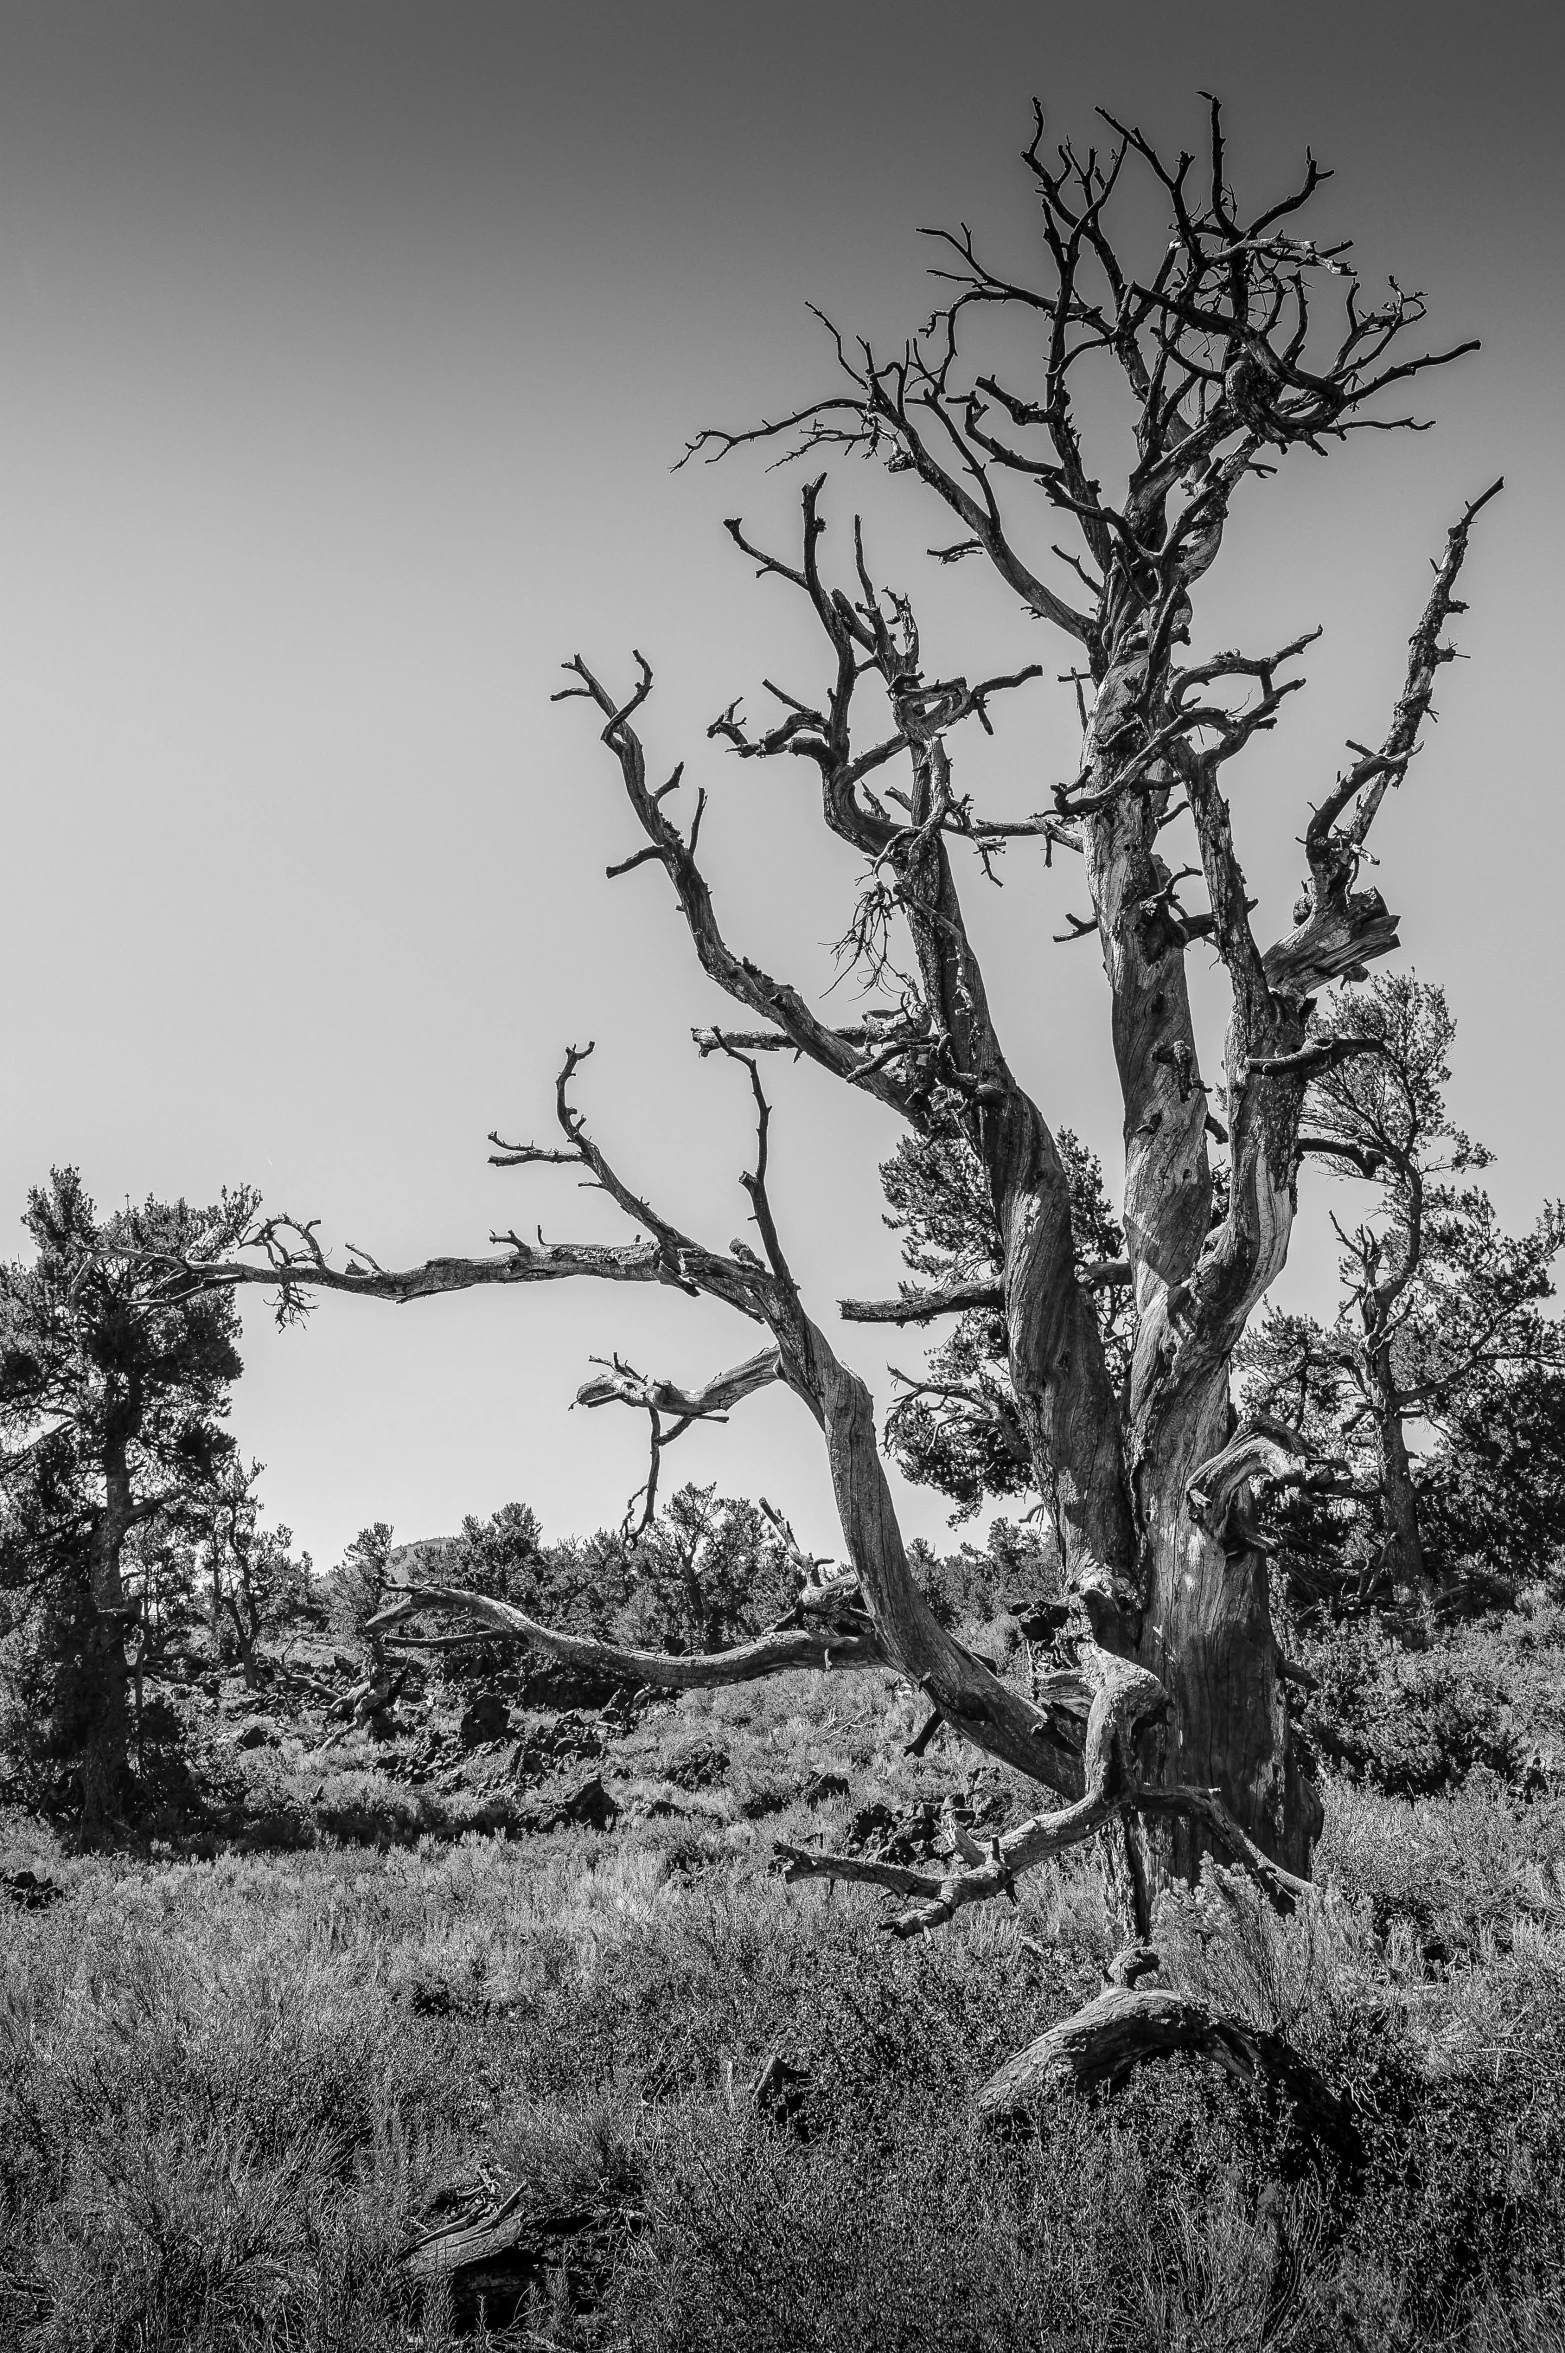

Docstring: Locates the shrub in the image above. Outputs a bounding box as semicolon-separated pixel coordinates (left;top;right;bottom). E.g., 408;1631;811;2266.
1303;1618;1521;1795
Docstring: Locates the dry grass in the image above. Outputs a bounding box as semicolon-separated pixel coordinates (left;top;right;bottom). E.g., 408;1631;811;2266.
2;1648;1564;2347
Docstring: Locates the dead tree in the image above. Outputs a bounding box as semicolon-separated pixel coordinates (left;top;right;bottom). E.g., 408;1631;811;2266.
175;102;1498;2111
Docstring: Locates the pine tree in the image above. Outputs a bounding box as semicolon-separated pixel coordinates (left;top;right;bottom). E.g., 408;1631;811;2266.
0;1170;251;1835
1240;978;1565;1615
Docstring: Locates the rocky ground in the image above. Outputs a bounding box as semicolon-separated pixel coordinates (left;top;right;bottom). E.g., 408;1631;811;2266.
6;1603;1565;2348
81;1610;1027;1885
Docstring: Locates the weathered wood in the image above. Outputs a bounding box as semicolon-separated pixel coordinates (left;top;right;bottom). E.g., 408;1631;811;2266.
402;2188;641;2334
161;107;1499;2111
977;1984;1361;2166
775;1641;1313;1935
367;1584;885;1689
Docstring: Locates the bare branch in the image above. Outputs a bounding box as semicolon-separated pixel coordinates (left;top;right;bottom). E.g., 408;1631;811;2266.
561;653;918;1119
1265;482;1501;997
839;1278;1004;1326
1245;1035;1386;1082
1297;1131;1385;1180
574;1345;782;1423
368;1583;884;1685
777;1640;1314;1937
189;1231;676;1310
692;1021;884;1058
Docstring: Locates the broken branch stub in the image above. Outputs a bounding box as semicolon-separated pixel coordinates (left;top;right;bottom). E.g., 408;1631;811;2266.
573;1345;782;1421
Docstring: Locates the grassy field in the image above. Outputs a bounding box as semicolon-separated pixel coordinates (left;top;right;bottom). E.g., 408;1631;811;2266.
5;1613;1565;2351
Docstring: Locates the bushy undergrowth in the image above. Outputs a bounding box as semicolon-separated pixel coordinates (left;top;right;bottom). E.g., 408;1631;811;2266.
1297;1593;1565;1798
3;1621;1565;2348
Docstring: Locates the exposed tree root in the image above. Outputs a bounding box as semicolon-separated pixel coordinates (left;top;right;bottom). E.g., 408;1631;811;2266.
976;1979;1362;2169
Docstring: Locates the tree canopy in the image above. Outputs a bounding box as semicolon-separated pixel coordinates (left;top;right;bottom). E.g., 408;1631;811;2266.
1241;976;1565;1613
0;1170;251;1832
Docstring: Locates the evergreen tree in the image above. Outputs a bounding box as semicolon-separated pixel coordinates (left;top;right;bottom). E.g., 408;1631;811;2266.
0;1170;252;1834
618;1483;792;1654
201;1456;314;1685
872;1130;1129;1523
329;1521;397;1658
1240;978;1565;1614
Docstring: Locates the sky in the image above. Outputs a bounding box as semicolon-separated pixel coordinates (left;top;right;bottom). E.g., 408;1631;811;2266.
2;1;1562;1571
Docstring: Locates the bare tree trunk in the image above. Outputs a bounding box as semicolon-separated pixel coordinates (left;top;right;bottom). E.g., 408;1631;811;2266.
74;1612;130;1841
1133;1384;1317;1898
1076;607;1317;1905
219;1586;264;1686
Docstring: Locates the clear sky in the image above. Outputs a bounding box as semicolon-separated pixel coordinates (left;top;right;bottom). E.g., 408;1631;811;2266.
2;2;1561;1570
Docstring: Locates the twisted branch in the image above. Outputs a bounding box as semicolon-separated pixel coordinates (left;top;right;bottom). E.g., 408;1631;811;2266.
778;1642;1313;1937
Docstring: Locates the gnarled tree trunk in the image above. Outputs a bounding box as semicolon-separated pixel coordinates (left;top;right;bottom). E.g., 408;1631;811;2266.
182;103;1496;2095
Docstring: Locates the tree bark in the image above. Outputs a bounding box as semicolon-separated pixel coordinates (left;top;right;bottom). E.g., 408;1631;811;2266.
1078;612;1317;1902
73;1608;131;1841
1366;1342;1434;1599
64;1442;134;1842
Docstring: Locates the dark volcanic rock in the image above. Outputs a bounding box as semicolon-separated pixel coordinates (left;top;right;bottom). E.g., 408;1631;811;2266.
850;1799;941;1864
736;1781;791;1821
454;1738;530;1794
846;1800;896;1851
459;1691;512;1749
518;1771;617;1834
520;1655;635;1711
514;1711;606;1781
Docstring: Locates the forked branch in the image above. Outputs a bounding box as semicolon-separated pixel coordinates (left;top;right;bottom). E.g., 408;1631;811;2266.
778;1641;1313;1937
